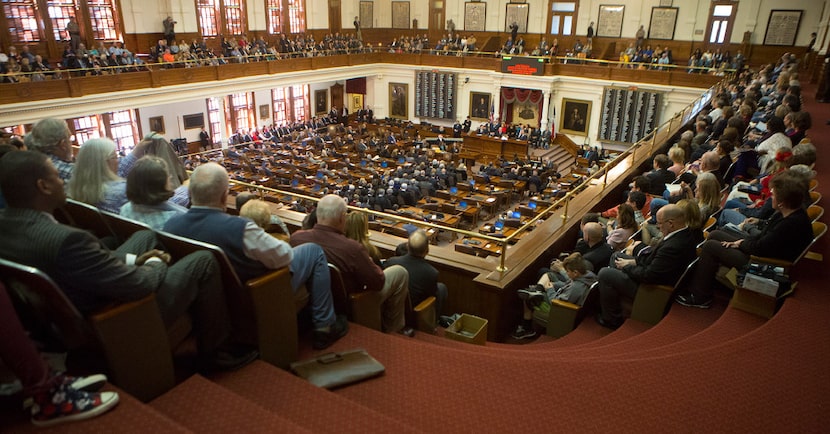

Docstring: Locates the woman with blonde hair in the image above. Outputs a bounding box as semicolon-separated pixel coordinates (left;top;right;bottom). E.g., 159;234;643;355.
344;211;381;265
694;172;721;219
667;146;685;178
67;138;127;213
239;199;290;242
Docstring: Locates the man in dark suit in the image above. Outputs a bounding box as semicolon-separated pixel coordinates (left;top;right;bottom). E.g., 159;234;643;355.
0;151;255;370
645;154;676;196
386;230;448;321
452;121;462;138
199;127;210;150
595;204;697;329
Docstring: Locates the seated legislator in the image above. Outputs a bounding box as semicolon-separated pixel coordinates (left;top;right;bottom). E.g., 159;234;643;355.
385;230;448;320
595;204;697;329
0;151;254;370
163;163;347;350
291;194;411;335
512;252;598;340
675;173;813;308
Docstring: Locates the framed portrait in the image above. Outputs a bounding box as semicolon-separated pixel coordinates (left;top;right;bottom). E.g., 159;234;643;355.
505;3;529;33
149;116;165;134
469;92;491;121
764;10;802;46
259;104;270;120
389;83;408;119
560;98;591;136
359;1;373;29
465;2;486;32
182;113;204;130
392;1;410;29
648;7;677;40
350;93;364;113
315;89;328;115
597;5;625;38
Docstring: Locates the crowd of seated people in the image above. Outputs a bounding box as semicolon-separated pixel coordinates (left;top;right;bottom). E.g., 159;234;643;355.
185;118;562;219
688;47;746;73
505;51;820;335
0;45;59;82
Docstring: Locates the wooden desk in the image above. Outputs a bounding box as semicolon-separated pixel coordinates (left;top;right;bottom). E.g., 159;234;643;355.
463;135;529;162
454;237;503;257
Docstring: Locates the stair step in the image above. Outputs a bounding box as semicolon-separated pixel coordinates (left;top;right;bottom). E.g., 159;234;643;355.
213;360;420;434
2;385;190;434
623;307;767;360
150;374;308;433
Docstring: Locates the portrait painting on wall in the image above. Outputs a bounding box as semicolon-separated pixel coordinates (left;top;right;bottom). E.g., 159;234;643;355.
560;98;591;136
315;89;328;115
470;92;491;120
389;83;408;119
149;116;165;134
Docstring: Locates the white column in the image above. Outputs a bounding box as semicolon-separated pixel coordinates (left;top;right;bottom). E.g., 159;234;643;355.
216;97;228;148
493;82;502;121
539;90;551;130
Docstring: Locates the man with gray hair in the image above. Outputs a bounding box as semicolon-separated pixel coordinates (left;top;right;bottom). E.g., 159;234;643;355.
291;194;411;335
25;118;74;183
164;163;347;350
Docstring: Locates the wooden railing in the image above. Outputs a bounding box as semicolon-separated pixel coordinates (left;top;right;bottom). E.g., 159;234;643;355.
1;50;723;106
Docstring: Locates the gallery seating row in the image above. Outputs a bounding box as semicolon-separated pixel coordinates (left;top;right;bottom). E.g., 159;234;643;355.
5;199;298;401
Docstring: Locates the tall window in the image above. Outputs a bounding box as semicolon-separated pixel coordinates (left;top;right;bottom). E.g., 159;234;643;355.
46;0;77;42
71;115;102;144
106;110;138;153
3;0;41;43
549;1;576;36
287;0;305;33
197;0;219;37
266;0;283;34
272;88;288;125
290;85;308;122
207;97;223;143
196;0;246;37
224;0;244;36
229;92;254;133
706;1;738;44
88;0;120;41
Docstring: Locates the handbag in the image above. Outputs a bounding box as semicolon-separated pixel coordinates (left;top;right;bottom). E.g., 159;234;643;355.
290;348;385;389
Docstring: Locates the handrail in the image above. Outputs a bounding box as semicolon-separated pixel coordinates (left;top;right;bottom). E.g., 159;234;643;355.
0;46;737;81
